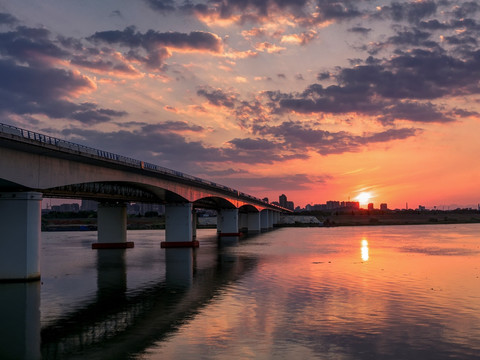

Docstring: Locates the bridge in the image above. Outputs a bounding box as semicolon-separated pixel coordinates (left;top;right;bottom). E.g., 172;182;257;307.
0;123;290;282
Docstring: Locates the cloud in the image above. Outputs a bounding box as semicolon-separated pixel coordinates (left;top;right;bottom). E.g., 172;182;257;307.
262;44;480;123
228;137;277;150
197;86;238;108
374;1;438;24
0;26;70;67
252;120;419;155
348;26;371;35
0;12;18;26
88;26;222;52
212;173;326;192
143;121;204;133
87;26;223;70
148;0;365;27
0;22;128;124
144;0;176;13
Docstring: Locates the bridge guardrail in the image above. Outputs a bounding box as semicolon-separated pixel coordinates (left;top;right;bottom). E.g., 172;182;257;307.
0;122;286;211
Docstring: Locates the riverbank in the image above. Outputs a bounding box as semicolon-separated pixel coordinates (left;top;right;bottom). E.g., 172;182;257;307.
41;209;480;231
316;209;480;227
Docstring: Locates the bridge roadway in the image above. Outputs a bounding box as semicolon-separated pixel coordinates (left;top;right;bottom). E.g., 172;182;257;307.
0;123;290;281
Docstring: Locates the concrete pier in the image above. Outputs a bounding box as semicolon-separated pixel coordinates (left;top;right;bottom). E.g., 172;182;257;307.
217;208;240;236
162;203;198;248
247;212;261;233
260;209;269;231
0;192;42;282
93;203;133;249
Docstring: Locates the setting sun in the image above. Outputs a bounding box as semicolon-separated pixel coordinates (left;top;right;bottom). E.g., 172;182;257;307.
356;192;372;206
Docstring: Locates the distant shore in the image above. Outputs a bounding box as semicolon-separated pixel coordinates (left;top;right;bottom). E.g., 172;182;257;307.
41;209;480;231
311;209;480;227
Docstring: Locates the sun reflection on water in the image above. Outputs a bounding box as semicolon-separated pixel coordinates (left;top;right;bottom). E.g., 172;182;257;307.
361;239;369;261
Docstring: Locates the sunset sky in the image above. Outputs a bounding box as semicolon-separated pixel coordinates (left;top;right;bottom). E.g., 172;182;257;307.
1;0;479;209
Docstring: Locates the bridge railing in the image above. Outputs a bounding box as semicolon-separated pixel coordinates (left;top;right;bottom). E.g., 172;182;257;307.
0;123;283;209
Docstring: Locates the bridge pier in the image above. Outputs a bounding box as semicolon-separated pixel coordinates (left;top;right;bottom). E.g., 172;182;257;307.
238;212;248;233
0;192;42;282
217;208;239;237
161;203;198;248
260;209;270;231
247;212;261;234
92;203;133;249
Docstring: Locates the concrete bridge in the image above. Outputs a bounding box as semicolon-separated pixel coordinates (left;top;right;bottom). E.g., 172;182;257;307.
0;123;290;281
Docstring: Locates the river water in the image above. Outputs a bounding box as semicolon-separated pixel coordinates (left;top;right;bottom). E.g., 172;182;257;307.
1;224;480;359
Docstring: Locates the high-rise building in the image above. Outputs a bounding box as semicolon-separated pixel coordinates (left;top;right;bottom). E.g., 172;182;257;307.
380;203;388;210
367;203;374;210
81;200;98;211
279;194;287;208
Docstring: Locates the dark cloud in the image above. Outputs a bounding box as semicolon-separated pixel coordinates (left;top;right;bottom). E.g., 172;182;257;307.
387;28;437;47
150;0;365;25
70;56;139;75
452;1;480;19
87;26;222;69
0;59;93;101
378;101;453;124
264;45;480;123
144;0;177;13
315;0;362;21
375;1;438;24
88;26;222;52
252;121;419;155
0;34;127;124
197;87;237;108
143;121;204;132
348;26;371;35
212;173;325;192
0;12;18;26
0;26;70;66
228;137;277;150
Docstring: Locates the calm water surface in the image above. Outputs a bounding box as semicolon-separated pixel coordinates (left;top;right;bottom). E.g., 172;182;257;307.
1;224;480;359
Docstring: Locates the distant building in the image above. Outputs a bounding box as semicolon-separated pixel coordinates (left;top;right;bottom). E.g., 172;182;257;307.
418;205;426;211
345;201;360;209
262;197;269;203
367;203;374;210
326;201;340;209
81;200;98;211
51;203;79;212
279;194;294;210
380;203;388;211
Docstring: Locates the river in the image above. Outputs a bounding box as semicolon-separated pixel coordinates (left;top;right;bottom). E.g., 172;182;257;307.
1;224;480;359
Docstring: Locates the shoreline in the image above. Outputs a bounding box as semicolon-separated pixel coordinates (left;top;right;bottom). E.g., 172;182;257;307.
41;210;480;231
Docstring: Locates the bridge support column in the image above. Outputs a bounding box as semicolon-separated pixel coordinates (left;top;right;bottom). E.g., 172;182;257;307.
93;203;133;249
260;209;269;231
0;192;42;282
162;203;198;248
217;208;239;237
238;212;248;233
247;212;261;234
268;210;274;229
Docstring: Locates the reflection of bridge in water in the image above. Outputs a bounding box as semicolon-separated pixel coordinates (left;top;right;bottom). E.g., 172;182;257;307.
40;241;256;359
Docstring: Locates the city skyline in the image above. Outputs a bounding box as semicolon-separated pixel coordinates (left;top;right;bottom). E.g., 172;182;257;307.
1;1;480;209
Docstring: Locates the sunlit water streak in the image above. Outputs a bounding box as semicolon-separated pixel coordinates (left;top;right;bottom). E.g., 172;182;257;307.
2;224;480;359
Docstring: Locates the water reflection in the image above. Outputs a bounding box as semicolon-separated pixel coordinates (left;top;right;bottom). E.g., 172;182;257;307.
0;282;41;360
361;239;369;261
165;248;194;288
3;226;480;359
97;249;127;300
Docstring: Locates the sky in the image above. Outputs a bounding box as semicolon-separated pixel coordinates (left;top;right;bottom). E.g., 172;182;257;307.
1;0;479;210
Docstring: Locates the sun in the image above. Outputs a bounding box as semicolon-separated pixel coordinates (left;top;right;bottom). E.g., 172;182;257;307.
355;191;372;206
